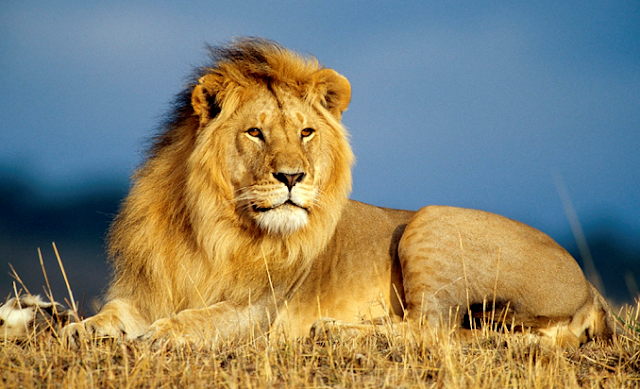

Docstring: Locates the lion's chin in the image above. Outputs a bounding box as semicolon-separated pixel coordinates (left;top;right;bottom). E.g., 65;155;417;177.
253;203;309;236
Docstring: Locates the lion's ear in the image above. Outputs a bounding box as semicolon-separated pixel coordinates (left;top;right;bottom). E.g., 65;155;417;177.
191;73;224;125
310;69;351;118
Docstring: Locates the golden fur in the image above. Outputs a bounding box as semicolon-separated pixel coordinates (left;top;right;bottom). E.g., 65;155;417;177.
64;38;615;348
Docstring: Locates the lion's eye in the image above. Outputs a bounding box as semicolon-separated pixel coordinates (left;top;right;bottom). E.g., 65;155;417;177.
246;128;263;139
301;128;315;138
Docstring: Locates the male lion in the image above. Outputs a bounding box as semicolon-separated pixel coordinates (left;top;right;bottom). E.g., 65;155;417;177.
64;38;614;348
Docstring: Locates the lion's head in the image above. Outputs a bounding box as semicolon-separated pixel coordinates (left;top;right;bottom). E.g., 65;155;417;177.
188;39;353;237
107;39;354;311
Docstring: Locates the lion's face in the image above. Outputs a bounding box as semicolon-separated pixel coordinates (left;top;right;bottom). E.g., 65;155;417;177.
190;68;353;237
228;88;323;235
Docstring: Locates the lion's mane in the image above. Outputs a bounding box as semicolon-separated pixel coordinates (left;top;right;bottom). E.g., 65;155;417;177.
106;38;354;322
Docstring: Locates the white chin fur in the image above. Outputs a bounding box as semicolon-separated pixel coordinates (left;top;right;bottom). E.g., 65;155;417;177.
254;205;308;235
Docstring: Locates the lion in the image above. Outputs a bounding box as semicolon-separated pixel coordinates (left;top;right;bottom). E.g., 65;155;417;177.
62;38;615;349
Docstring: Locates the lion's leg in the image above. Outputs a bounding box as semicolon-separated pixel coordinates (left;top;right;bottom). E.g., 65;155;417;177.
141;301;269;347
396;206;618;348
63;299;150;343
535;283;616;348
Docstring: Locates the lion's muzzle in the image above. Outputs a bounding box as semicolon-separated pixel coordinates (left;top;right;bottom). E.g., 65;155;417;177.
273;172;306;190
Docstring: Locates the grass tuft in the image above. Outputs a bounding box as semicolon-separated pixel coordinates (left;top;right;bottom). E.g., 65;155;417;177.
2;247;639;387
1;300;640;388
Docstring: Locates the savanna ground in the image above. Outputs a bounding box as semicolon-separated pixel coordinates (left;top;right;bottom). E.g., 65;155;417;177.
2;299;640;388
1;249;640;388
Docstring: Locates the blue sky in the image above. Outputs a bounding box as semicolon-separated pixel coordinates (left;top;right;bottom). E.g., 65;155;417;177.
1;1;639;243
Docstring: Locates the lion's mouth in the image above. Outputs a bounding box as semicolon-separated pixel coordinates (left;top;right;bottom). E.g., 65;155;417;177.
253;200;306;213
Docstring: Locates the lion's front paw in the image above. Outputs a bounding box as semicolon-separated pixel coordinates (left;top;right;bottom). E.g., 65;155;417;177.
62;315;126;346
61;322;87;346
139;317;186;349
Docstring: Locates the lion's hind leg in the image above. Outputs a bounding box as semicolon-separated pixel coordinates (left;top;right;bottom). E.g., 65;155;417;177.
536;283;617;348
436;298;611;349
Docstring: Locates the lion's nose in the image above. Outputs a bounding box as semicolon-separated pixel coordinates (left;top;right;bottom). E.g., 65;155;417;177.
273;172;306;190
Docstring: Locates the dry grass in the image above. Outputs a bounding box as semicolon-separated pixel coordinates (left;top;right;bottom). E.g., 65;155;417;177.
2;246;639;388
1;301;639;388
